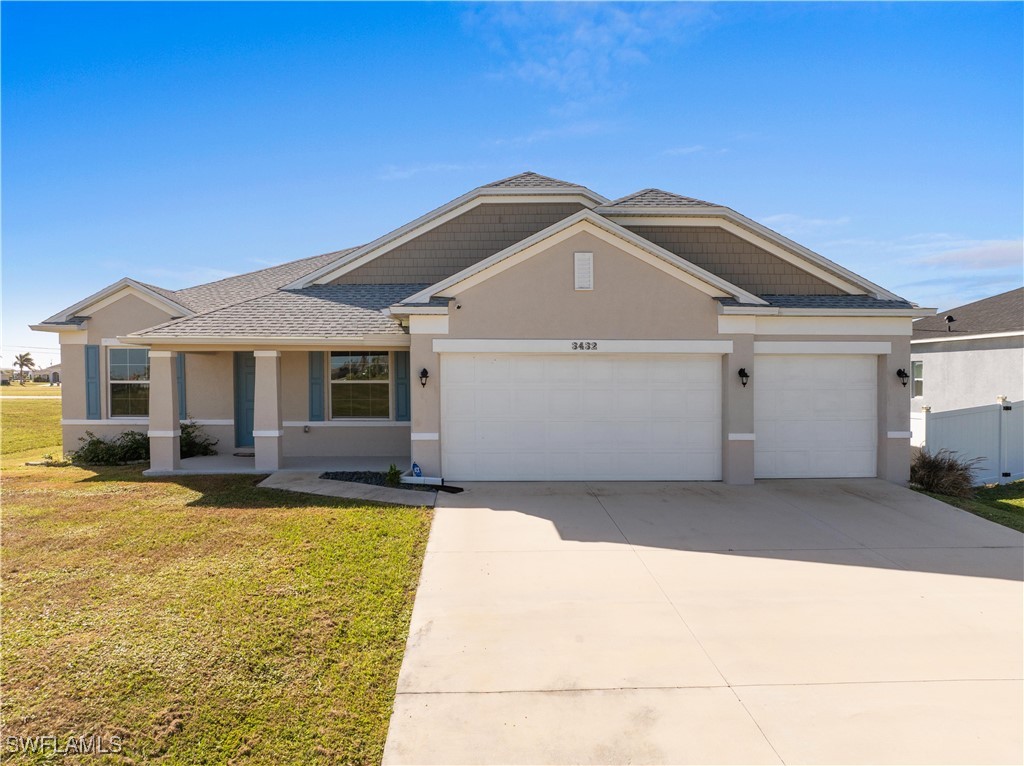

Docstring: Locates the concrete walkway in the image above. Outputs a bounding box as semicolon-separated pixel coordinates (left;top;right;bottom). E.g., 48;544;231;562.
384;479;1023;765
258;471;436;507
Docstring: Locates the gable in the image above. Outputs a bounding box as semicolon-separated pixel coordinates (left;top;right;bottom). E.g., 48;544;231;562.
84;292;182;341
447;230;721;340
330;202;586;285
624;225;843;296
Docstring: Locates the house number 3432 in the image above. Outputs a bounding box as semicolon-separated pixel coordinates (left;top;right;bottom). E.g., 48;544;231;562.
571;341;598;350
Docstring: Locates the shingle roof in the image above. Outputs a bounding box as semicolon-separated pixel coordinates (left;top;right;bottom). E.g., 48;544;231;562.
166;248;359;314
912;287;1023;339
132;284;426;339
601;188;718;209
719;295;915;310
483;172;584;189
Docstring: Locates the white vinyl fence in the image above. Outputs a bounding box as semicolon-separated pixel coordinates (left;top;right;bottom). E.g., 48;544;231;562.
911;399;1023;485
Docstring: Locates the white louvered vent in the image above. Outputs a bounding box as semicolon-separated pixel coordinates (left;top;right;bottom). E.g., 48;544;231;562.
574;252;594;291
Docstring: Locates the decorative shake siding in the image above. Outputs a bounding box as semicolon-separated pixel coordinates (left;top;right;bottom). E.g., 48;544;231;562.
331;202;586;285
624;225;843;296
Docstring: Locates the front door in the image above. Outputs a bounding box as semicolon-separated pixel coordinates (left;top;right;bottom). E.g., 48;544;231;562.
233;352;256;448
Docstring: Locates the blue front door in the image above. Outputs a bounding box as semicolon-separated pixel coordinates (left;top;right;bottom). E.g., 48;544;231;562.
234;352;256;448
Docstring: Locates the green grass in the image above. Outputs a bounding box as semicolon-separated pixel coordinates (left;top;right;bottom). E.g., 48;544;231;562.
1;397;62;455
919;480;1024;533
0;382;63;396
0;391;433;764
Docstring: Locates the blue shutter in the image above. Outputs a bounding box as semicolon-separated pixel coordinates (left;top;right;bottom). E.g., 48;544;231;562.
308;352;325;421
85;345;101;420
176;353;187;420
394;351;411;422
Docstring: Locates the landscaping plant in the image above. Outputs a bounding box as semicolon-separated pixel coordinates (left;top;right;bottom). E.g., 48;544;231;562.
910;448;984;498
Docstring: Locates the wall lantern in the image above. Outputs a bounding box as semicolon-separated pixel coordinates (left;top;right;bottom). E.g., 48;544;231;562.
737;368;750;387
419;368;430;387
896;368;910;387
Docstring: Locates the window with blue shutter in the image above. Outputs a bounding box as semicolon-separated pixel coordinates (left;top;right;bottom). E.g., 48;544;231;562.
85;345;101;420
308;351;325;421
394;351;411;422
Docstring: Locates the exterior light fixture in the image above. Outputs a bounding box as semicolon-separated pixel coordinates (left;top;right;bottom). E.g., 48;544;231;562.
419;368;430;387
896;368;910;387
737;368;750;387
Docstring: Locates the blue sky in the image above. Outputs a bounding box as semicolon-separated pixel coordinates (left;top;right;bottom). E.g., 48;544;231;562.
3;2;1022;366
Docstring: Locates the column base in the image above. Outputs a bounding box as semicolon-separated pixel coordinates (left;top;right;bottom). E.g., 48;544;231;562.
723;438;755;485
255;434;282;471
149;433;181;472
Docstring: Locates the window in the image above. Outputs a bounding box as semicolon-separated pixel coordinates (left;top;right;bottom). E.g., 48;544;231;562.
911;360;924;398
330;352;390;418
109;348;150;417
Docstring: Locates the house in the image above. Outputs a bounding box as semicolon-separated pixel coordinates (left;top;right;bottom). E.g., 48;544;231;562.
31;172;933;483
909;287;1023;483
36;363;62;385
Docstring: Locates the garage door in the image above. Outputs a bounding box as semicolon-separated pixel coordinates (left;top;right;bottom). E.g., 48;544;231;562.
441;354;721;481
754;354;877;478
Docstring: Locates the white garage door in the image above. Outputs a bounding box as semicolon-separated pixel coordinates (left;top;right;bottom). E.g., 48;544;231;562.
754;354;877;479
441;354;722;481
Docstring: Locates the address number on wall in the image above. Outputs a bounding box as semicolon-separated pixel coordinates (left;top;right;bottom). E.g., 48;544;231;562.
571;341;598;351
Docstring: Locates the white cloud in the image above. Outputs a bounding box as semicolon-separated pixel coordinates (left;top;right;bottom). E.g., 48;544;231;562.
760;213;852;236
490;121;613;148
663;145;706;156
915;239;1023;270
465;3;716;96
377;163;477;182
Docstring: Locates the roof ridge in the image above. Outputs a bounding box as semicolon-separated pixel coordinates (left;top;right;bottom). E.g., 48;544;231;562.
482;171;584;189
173;247;356;296
604;187;717;207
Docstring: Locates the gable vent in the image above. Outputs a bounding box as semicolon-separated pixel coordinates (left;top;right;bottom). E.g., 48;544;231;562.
574;252;594;291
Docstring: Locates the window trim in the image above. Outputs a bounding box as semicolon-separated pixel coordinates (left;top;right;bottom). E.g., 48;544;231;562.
107;345;151;419
328;350;394;421
911;360;924;398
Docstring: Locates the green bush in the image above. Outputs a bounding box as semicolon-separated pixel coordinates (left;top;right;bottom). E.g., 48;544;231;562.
180;419;218;458
911;448;984;498
70;430;150;466
69;421;218;465
384;463;402;488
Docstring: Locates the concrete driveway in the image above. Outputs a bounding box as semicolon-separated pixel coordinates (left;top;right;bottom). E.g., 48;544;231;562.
383;480;1023;765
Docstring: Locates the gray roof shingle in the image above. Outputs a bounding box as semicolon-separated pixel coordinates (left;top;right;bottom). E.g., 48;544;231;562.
719;295;915;310
483;172;584;189
912;287;1023;338
166;248;359;314
133;284;427;339
601;188;718;209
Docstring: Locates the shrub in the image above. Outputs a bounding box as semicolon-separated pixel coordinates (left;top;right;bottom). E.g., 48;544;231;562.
180;419;218;458
69;422;217;465
911;448;984;498
384;463;402;488
70;430;150;466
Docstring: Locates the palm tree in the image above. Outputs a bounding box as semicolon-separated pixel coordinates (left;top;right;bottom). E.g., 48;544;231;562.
13;353;35;385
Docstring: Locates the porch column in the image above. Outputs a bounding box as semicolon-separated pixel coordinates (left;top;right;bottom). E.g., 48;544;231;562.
148;350;180;471
722;335;755;484
254;350;283;471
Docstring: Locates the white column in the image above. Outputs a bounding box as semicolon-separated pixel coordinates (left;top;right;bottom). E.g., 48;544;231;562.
254;351;283;471
148;350;180;471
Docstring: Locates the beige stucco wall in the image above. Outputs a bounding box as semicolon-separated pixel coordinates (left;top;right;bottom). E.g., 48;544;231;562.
410;231;913;483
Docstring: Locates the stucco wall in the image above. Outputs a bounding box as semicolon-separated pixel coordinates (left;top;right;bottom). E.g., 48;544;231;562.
911;337;1024;413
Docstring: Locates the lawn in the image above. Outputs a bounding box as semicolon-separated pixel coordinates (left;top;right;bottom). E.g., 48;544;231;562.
1;397;62;455
0;382;63;396
920;481;1024;533
1;400;432;764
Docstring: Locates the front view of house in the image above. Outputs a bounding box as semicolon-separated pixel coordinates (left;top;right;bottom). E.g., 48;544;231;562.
33;173;933;483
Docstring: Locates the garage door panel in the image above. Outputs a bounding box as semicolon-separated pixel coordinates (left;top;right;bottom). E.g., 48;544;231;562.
441;353;721;481
755;355;877;479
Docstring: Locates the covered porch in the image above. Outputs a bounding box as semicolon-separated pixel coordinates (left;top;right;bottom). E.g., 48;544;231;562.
144;452;410;476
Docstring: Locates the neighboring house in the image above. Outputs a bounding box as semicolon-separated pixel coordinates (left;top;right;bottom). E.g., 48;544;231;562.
910;287;1024;483
31;172;932;483
36;363;62;384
